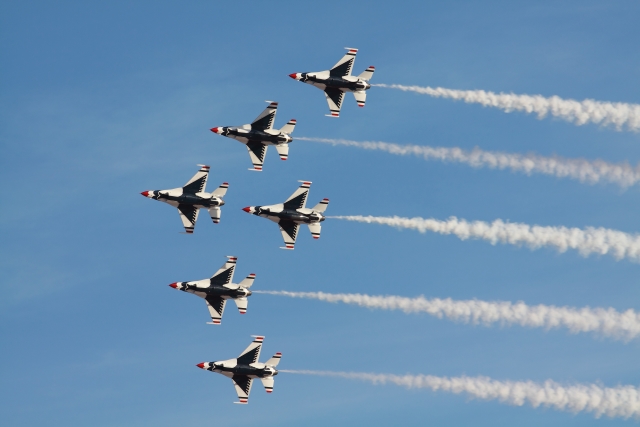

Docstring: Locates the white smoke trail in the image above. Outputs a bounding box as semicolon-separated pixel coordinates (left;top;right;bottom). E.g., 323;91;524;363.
280;370;640;419
297;136;640;188
255;290;640;341
329;215;640;262
374;83;640;132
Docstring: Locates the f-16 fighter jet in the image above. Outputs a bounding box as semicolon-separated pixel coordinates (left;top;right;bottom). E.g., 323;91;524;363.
289;47;375;117
140;165;228;234
169;256;255;325
196;335;281;404
210;101;297;171
242;180;329;250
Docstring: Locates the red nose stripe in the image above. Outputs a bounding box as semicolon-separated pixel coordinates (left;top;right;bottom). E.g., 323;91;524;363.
210;127;219;133
169;283;178;289
141;191;149;197
242;207;251;212
288;73;297;79
196;363;205;369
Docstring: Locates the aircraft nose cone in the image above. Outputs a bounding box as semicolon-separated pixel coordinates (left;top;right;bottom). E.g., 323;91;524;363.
141;191;149;197
210;127;219;133
289;73;297;79
169;282;178;289
242;206;251;213
196;363;205;369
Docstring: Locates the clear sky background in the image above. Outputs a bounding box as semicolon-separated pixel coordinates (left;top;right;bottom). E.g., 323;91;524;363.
1;1;639;426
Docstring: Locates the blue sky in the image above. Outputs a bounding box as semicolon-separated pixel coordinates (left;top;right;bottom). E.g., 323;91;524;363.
1;1;639;425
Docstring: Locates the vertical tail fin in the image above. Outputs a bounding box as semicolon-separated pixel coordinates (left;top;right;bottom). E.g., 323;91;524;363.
265;352;282;367
312;198;329;213
239;273;256;288
279;119;296;134
357;66;375;81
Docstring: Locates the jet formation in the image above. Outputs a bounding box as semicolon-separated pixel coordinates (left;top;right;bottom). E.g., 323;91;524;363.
196;335;281;404
142;48;375;403
242;181;329;250
289;47;375;117
210;101;297;171
169;256;255;325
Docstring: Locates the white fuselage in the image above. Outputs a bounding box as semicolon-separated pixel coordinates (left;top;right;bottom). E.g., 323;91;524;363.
200;360;278;379
145;188;224;209
213;126;292;146
172;279;251;300
293;71;371;93
246;203;325;225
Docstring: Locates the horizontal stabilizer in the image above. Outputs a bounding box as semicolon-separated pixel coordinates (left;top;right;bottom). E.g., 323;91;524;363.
312;198;329;213
239;273;256;288
234;297;248;314
260;376;275;393
275;144;289;161
308;222;321;240
208;206;221;224
211;182;229;198
357;66;375;81
353;91;366;108
265;352;282;367
279;119;296;134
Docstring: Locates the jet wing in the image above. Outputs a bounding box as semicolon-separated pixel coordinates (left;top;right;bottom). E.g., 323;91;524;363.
246;140;267;171
182;165;209;194
177;204;199;234
237;336;264;365
283;181;311;209
250;101;278;131
278;220;299;250
210;256;236;286
232;375;253;404
205;295;226;325
330;48;357;77
324;88;345;117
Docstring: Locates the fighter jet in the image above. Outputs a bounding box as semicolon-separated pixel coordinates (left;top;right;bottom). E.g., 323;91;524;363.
168;256;255;325
210;101;297;171
242;180;329;250
196;335;281;404
141;165;228;234
289;47;375;117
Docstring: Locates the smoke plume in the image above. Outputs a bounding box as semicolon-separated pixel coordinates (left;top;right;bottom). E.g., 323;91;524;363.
281;370;640;419
298;136;640;188
256;290;640;341
329;215;640;262
374;83;640;132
